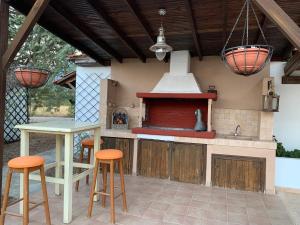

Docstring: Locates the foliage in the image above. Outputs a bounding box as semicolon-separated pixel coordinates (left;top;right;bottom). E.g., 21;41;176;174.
8;7;76;116
276;141;300;158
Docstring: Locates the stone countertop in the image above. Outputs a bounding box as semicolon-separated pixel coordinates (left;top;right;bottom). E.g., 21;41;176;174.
100;129;276;150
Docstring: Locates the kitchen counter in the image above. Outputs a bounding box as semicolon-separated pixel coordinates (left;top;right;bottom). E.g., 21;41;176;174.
101;128;276;150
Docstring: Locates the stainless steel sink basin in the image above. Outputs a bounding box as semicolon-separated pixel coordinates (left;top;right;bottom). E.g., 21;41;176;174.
224;135;253;140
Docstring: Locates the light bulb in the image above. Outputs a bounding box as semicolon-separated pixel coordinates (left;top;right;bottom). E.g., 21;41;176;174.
155;51;166;61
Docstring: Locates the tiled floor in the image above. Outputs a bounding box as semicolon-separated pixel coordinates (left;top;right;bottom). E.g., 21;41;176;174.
3;175;296;225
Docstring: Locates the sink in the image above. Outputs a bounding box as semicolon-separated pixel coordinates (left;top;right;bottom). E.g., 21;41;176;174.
224;135;253;140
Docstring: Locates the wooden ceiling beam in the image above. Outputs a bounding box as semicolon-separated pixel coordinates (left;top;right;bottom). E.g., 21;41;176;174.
281;42;293;60
50;2;123;63
87;0;146;63
222;0;228;46
123;0;154;44
253;0;300;49
254;15;267;44
9;1;109;66
183;0;202;60
284;51;300;76
252;0;300;76
46;24;110;66
2;0;50;69
282;75;300;84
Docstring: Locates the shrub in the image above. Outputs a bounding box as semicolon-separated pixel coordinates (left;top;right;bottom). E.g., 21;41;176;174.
276;142;300;158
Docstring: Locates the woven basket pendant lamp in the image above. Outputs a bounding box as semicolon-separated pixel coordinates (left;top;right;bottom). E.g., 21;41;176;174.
221;0;273;76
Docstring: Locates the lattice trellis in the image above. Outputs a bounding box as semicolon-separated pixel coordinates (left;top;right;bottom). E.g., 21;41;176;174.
75;76;100;123
74;71;110;153
4;86;29;143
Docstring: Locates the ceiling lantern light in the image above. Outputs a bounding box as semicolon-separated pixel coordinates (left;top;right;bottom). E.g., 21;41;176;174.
149;8;173;61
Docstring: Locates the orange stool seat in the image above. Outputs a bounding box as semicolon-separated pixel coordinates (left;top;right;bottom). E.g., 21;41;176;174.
81;138;104;147
8;156;44;169
95;149;123;160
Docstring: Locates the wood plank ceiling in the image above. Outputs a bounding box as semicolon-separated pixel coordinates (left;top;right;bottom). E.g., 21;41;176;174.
8;0;300;66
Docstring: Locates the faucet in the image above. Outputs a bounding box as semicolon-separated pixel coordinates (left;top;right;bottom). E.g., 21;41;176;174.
234;125;241;136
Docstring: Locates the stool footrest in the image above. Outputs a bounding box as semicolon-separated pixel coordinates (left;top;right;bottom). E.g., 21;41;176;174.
93;191;123;199
8;198;23;206
94;191;110;196
29;201;45;211
4;211;23;218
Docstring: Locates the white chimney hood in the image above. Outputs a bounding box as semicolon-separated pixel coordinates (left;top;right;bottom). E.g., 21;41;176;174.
151;50;202;93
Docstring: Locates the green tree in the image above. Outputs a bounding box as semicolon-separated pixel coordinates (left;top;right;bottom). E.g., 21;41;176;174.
8;7;76;115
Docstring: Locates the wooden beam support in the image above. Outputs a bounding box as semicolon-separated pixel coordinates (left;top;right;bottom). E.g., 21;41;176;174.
50;2;123;63
184;0;202;60
282;75;300;84
254;15;267;44
253;0;300;49
2;0;50;69
252;0;300;76
0;0;9;207
87;0;146;63
284;51;300;76
45;24;110;66
123;0;154;44
9;1;109;66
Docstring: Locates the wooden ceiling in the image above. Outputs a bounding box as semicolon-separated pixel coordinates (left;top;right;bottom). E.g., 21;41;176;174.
8;0;300;65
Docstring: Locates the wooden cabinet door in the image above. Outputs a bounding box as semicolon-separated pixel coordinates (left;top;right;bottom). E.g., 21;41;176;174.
137;139;170;179
171;143;206;184
102;137;133;174
212;154;266;192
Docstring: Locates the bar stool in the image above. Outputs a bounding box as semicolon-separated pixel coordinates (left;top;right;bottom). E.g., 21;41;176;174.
0;156;51;225
76;138;104;191
88;149;127;224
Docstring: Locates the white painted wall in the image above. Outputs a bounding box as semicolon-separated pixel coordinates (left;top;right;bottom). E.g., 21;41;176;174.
270;62;300;150
271;62;300;189
276;157;300;189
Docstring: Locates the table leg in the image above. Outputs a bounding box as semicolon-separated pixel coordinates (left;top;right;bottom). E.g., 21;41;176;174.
19;130;29;214
55;134;63;195
93;128;101;201
63;133;73;223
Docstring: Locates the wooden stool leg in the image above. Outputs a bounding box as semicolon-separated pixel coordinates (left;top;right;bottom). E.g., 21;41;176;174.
119;159;127;212
86;147;92;185
75;146;85;192
23;168;29;225
101;163;107;208
40;166;51;225
87;159;99;217
110;160;115;224
0;169;13;225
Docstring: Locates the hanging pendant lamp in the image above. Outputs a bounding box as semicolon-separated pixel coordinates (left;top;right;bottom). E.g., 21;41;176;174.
150;8;173;61
221;0;273;76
